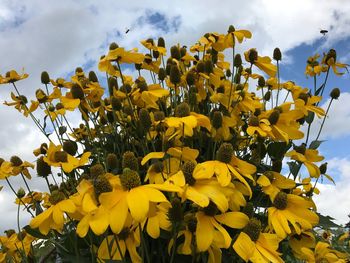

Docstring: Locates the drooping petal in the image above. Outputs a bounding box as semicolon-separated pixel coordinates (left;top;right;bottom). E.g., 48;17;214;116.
127;188;149;222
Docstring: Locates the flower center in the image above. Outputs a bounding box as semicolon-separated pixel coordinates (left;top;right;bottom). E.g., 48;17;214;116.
249;116;260;127
243;218;261;242
203;201;219;216
120;168;141;190
175;102;190;117
54;151;68;163
211;111;223;129
268;110;280;125
181;161;196;186
216;143;234;163
273;192;288;210
49;190;65;205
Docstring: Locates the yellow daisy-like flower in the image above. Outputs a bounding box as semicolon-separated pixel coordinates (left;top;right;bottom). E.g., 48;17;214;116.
106;46;144;64
30;190;76;235
193;143;254;196
195;203;249;252
257;171;296;200
43;142;91;173
268;192;319;239
99;169;181;234
289;231;315;260
143;202;171;239
301;241;348;263
98;219;141;263
285;144;324;178
233;218;283;263
244;49;277;77
0;70;28;84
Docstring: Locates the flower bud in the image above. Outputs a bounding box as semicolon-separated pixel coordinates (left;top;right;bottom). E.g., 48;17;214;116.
170;65;181;85
319;162;328;174
234;54;242;67
170;45;181;60
88;71;99;82
37;156;51;177
109;42;119;50
247;49;258;63
273;48;282;61
258;76;265;87
41;71;50;84
122;151;139;171
330;88;340;99
157;37;165;48
71;84;84;99
158;68;166;81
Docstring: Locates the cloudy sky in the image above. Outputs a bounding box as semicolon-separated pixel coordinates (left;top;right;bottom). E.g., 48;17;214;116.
1;0;350;232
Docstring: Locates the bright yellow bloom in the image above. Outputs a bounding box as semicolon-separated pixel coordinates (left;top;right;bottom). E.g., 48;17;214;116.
99;171;180;234
98;222;141;263
257;171;295;200
4;92;38;117
43;142;91;173
289;231;315;260
30;192;76;235
300;241;348;263
285;145;324;178
244;49;277;77
106;47;144;64
233;232;283;262
0;70;28;84
195;208;248;252
268;192;319;239
143;202;171;239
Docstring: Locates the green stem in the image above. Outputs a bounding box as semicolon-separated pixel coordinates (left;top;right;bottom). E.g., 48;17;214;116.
315;98;333;141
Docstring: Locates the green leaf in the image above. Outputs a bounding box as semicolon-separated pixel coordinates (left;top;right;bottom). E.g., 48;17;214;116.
317;213;340;228
287;161;300;177
267;142;290;160
305;111;315;124
23;225;49;239
315;84;325;96
309;140;324;150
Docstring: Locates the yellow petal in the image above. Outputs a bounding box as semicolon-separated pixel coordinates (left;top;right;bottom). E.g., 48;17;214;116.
127;188;149;222
196;213;214;252
233;232;255;261
215;212;249;229
141;152;165;166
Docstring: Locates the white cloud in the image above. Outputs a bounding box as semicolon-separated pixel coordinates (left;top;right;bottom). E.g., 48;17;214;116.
314;157;350;225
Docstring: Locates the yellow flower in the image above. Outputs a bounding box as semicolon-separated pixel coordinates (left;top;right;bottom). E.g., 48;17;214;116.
322;49;349;76
4;92;38;117
225;26;252;48
300;241;348;263
285;144;324;178
143;202;171;239
233;218;283;263
131;81;169;109
268;192;319;239
293;92;325;117
30;191;76;235
98;222;141;263
244;49;277;77
289;231;315;260
305;54;328;77
0;70;28;84
43;142;91;173
257;171;295;200
247;116;272;137
99;169;181;234
195;204;248;252
106;47;144;64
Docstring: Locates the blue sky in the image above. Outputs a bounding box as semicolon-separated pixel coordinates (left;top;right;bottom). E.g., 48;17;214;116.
0;0;350;231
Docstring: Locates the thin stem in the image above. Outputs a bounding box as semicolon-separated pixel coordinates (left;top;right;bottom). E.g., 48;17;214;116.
275;60;280;106
315;98;333;141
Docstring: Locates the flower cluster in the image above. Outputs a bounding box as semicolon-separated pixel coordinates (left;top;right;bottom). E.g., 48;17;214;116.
0;26;349;262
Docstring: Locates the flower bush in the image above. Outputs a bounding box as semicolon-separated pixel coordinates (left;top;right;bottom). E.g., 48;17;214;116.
0;25;349;262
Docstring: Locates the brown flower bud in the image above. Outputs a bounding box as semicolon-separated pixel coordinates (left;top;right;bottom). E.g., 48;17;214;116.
273;48;282;61
41;71;50;84
170;65;181;85
330;88;340;99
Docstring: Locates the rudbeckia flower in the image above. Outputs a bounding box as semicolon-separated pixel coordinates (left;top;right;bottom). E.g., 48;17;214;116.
285;144;324;178
165;161;232;212
4;93;39;117
268;192;319;239
43;142;91;173
257;171;295;200
289;231;315;260
106;46;144;64
193;143;254;196
225;25;252;48
322;49;349;76
99;169;181;234
293;92;325;117
233;218;283;263
195;202;249;252
30;190;76;235
143;202;171;239
98;219;141;263
300;241;348;263
0;70;28;84
244;49;277;77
